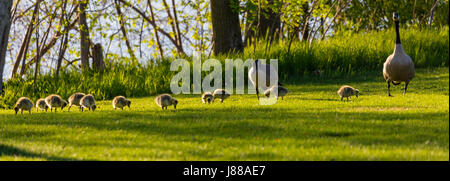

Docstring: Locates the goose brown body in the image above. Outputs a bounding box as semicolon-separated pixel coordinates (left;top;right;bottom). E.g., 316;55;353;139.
80;94;96;112
383;13;414;96
14;97;34;114
264;86;289;100
202;92;214;104
68;92;85;111
337;85;359;101
113;96;131;110
155;94;178;109
213;89;231;103
36;98;48;112
45;94;67;112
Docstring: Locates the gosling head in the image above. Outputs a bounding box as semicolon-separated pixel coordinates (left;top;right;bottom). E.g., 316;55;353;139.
354;89;360;98
393;12;399;22
14;106;19;115
171;98;178;109
92;105;97;111
61;100;68;110
206;97;212;104
127;100;132;108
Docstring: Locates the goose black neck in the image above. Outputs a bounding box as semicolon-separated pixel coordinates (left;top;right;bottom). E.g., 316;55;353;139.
395;21;401;44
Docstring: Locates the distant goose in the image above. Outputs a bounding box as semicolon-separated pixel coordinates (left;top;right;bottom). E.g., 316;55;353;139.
248;60;279;100
36;98;48;112
264;85;289;100
337;85;359;101
80;94;97;112
45;94;68;112
14;97;34;115
212;89;230;103
383;12;414;96
201;92;214;104
68;92;85;111
113;96;131;110
155;94;178;110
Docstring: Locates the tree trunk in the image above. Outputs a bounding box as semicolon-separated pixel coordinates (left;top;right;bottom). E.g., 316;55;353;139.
244;0;281;46
79;0;90;72
0;0;13;93
210;0;243;55
92;43;104;72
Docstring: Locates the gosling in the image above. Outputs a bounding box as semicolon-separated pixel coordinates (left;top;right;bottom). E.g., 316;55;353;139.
201;92;214;104
45;94;68;112
155;94;178;110
264;85;289;100
68;92;85;111
80;94;96;112
112;96;131;110
212;89;230;103
337;85;359;101
14;97;34;115
36;98;48;112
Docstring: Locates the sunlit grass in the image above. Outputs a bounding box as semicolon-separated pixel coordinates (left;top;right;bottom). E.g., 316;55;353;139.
0;68;448;160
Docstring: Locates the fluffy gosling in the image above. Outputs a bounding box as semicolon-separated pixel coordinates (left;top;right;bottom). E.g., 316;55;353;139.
155;94;178;110
112;96;131;110
14;97;34;115
45;94;68;112
202;92;214;104
212;89;230;103
36;98;48;112
80;94;96;112
263;85;289;100
337;85;359;101
68;92;85;111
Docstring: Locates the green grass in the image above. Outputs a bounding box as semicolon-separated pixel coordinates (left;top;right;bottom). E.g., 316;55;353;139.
0;67;448;161
1;27;448;108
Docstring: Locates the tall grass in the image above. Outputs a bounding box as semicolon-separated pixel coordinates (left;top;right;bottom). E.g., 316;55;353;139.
0;27;448;108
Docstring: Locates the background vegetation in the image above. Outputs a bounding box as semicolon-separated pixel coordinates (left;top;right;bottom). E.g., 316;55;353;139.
0;26;448;108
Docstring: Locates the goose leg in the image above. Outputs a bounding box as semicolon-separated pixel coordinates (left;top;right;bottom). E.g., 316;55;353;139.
403;81;409;95
387;80;392;97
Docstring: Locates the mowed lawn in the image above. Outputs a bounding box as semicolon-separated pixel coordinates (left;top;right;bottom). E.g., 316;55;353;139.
0;68;448;161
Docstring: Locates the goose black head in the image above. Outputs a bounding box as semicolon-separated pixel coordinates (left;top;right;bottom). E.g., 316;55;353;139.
393;12;399;21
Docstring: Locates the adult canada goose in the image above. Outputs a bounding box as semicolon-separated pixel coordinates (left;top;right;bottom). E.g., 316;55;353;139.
383;12;414;96
248;60;279;100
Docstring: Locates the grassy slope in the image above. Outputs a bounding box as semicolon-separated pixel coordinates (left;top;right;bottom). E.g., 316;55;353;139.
0;68;448;161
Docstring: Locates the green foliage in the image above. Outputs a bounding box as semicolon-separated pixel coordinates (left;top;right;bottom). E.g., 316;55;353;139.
0;27;448;108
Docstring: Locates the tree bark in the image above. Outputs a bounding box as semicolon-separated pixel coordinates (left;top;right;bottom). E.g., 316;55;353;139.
92;43;104;72
0;0;13;93
210;0;243;55
79;0;90;72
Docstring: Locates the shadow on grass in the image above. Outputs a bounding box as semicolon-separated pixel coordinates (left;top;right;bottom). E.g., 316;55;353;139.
0;144;78;161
